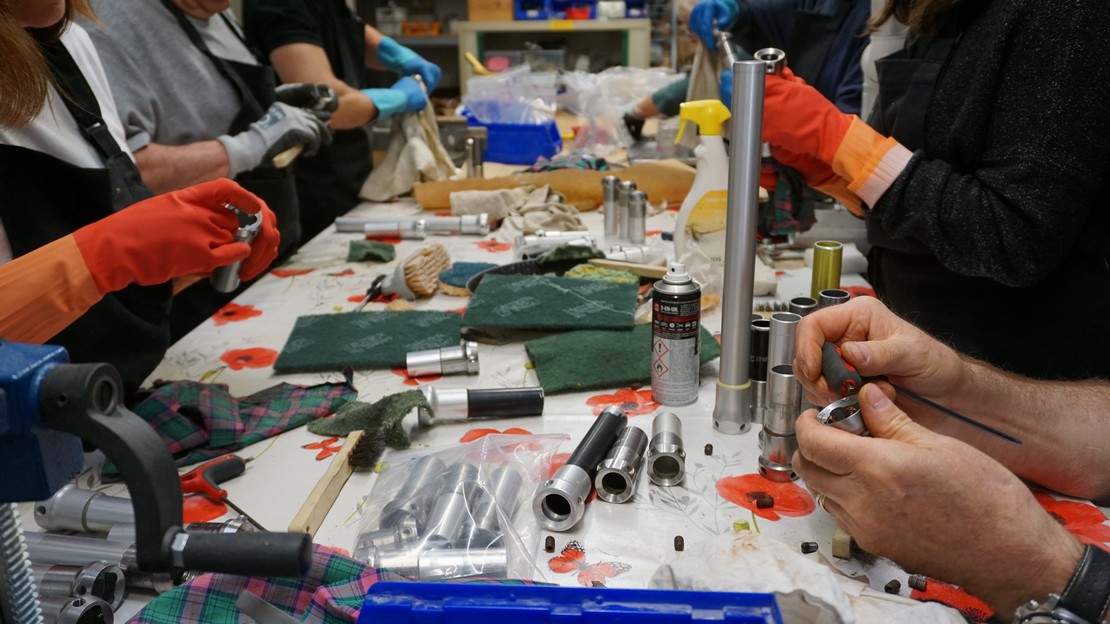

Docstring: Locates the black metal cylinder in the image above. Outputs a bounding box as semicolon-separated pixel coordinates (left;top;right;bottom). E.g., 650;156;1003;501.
566;406;628;470
749;318;770;381
467;388;545;419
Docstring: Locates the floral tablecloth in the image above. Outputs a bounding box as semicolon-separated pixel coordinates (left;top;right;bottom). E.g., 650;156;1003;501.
136;200;1109;623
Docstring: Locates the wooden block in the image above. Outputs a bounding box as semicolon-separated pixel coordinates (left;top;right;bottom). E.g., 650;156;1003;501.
288;431;363;536
831;524;854;559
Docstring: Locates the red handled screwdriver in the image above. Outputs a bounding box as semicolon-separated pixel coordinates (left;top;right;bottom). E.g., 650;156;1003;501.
180;455;269;531
820;342;1021;445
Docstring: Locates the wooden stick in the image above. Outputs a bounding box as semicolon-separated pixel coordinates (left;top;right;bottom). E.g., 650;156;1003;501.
288;430;363;536
587;258;668;279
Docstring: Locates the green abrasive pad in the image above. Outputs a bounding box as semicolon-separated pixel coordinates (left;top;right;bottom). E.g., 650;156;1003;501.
525;324;721;394
462;274;638;333
307;390;429;448
347;240;396;262
274;311;461;373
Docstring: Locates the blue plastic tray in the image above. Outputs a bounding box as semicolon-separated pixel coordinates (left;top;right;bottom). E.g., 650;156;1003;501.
464;112;562;165
357;581;784;623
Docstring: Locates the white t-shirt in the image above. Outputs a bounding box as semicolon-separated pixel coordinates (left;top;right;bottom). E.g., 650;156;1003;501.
0;24;134;264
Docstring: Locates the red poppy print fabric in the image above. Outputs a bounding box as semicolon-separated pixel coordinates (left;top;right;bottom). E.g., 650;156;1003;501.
586;388;658;416
716;473;817;520
219;347;278;370
212;302;262;326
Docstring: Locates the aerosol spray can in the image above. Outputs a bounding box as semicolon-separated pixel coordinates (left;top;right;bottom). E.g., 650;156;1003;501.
651;262;702;406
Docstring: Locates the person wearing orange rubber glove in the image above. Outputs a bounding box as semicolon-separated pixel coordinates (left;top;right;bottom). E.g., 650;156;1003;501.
0;179;278;345
760;0;1110;381
0;0;276;399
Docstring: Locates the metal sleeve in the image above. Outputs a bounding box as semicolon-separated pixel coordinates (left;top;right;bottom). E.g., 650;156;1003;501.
646;412;685;486
594;426;649;504
810;241;843;300
767;312;801;372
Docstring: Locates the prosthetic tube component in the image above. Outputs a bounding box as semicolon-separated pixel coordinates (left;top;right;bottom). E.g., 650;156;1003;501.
424;214;490;235
766;312;801;372
818;289;851;308
107;516;254;545
406;340;480;378
759;365;802;482
379;456;448;533
810;241;843;300
468;467;524;548
646;412;685;486
627;191;647;245
618;181;637;241
367;546;508;581
817;395;868;436
38;595;114;624
789;297;818;317
418;386;544;426
361;219;427;240
750;318;770;425
594;426;648;504
34;484;134;533
210;208;262;293
23;533;181;594
602;175;620;239
712;57;769;435
753;48;787;75
32;562;126;611
533;406;628;531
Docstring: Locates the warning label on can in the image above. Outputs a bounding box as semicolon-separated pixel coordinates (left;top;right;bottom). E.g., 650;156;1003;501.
651;297;700;405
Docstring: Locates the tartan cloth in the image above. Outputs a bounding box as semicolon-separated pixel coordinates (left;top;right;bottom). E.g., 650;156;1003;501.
128;544;388;624
759;158;819;238
121;380;357;469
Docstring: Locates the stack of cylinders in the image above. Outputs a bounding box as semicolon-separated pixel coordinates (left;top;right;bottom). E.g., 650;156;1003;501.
759;364;802;481
759;312;802;459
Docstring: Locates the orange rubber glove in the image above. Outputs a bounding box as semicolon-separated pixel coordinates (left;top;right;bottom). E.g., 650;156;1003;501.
771;145;863;216
763;67;914;209
72;178;280;295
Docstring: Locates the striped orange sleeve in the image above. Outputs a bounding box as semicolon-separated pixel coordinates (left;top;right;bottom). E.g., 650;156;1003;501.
813;177;864;217
0;235;104;344
831;118;914;208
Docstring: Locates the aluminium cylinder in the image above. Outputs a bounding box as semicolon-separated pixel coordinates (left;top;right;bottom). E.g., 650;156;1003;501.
646;412;685;486
758;430;799;482
23;532;182;594
34;484;134;533
367;545;508;581
107;516;254;544
594;426;649;504
32;562;126;611
788;297;818;317
817;395;869;437
818;289;851;308
627;190;647;245
766;312;802;372
602;175;620;238
38;595;115;624
533;406;627;531
406;340;479;378
363;219;427;239
810;241;843;300
764;365;802;436
618;180;637;241
466;467;524;549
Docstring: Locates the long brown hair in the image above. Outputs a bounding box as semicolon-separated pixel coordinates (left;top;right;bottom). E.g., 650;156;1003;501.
870;0;968;36
0;0;95;128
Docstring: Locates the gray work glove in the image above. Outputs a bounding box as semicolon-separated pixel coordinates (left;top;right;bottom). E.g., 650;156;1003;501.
274;83;338;123
217;102;332;177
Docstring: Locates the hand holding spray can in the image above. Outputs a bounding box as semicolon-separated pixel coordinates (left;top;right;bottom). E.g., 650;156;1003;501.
651;263;702;406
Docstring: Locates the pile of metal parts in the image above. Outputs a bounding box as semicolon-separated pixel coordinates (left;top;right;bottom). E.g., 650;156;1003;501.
534;407;687;532
352;457;522;581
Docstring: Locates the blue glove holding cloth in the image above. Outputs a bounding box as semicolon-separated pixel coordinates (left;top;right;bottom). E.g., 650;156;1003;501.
361;77;427;121
689;0;740;51
376;37;442;91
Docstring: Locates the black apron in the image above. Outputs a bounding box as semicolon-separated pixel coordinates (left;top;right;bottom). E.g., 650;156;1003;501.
786;0;861;87
861;27;1110;380
291;1;372;241
0;41;171;400
159;2;303;340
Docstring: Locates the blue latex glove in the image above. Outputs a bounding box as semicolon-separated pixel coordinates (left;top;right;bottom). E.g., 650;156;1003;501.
719;69;732;110
376;36;442;91
361;77;426;121
689;0;740;51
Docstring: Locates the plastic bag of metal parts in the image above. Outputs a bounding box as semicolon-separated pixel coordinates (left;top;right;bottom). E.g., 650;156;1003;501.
352;433;568;581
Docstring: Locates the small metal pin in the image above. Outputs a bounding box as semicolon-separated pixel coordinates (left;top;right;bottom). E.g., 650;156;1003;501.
754;494;774;509
673;535;684;552
908;575;928;591
884;580;902;594
800;542;818;554
703;443;713;456
544;535;555;553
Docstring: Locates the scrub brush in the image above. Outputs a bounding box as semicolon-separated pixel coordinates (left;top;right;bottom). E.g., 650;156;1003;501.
287;429;387;536
354;242;452;309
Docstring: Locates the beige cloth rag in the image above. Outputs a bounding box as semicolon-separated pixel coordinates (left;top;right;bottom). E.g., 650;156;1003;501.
360;89;458;201
450;185;587;240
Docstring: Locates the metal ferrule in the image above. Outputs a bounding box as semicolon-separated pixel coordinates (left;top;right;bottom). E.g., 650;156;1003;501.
810;241;843;300
406;340;480;378
23;533;182;594
38;595;114;624
646;412;685;487
353;523;420;562
712;58;767;436
424;214;491;235
764;364;801;435
767;312;802;371
32;562;126;611
627;190;647;245
379;494;438;535
107;516;253;544
594;426;648;504
818;289;851;308
421;491;470;550
602;175;620;238
418;386;545;426
789;297;818;317
368;545;508;581
34;484;133;533
533;464;592;532
618;180;637;241
817;395;869;436
393;456;449;503
471;468;523;535
362;219;428;240
211;208;261;293
753;48;786;74
418;386;468;425
758;431;798;482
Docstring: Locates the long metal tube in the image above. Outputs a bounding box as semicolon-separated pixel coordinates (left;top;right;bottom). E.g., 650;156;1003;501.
712;57;768;435
34;485;133;534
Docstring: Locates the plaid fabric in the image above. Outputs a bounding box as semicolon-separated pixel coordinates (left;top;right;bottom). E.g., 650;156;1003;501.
517;153;609;173
124;380;357;469
759;158;819;238
128;545;389;624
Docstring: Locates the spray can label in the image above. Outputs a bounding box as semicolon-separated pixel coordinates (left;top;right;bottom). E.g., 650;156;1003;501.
651;277;701;406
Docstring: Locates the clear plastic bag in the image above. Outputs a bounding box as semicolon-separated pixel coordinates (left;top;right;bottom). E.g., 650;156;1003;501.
560;67;686;157
352;433;567;581
463;65;557;126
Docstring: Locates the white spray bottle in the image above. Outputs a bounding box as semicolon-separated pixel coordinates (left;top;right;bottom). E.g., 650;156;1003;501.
672;99;731;270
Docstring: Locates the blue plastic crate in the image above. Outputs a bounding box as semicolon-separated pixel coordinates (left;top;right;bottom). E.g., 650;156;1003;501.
514;0;549;19
464;112;562;165
357;581;784;623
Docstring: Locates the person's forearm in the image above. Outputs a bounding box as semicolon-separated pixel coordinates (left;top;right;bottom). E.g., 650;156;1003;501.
134;142;230;194
332;90;379;129
972;524;1083;619
363;24;386;71
945;357;1110;501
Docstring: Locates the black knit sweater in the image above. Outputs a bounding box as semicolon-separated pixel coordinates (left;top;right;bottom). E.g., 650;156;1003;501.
864;0;1110;379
